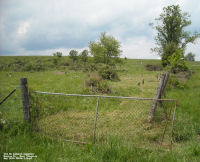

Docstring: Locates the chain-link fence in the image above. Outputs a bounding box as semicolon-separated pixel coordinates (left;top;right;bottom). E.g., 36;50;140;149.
32;91;177;147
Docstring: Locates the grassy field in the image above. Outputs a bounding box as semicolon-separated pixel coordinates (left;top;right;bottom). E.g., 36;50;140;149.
0;56;200;161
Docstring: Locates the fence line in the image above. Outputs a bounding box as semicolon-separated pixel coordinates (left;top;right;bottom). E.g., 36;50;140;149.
34;91;177;101
1;77;178;147
34;90;177;146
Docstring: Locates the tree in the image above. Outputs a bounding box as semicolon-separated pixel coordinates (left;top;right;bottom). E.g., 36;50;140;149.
89;32;122;64
53;51;62;57
151;5;199;67
69;50;78;62
169;49;188;73
185;52;195;61
80;49;89;62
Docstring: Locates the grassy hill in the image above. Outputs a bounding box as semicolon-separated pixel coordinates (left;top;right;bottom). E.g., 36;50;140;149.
0;56;199;161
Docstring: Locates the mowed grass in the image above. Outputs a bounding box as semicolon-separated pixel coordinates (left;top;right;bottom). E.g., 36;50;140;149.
0;57;200;161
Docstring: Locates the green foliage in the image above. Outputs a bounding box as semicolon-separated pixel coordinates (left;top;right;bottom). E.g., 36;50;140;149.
84;73;111;93
98;65;119;81
53;57;58;65
168;76;187;89
161;42;179;66
89;32;122;64
151;5;199;66
83;63;97;72
80;49;89;62
69;50;78;62
169;49;188;73
185;52;195;61
53;52;62;57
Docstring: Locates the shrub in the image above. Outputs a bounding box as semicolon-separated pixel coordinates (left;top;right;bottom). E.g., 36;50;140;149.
53;52;62;57
0;64;5;71
69;62;83;71
62;62;70;66
53;58;58;65
24;63;33;71
69;50;78;62
84;74;111;93
168;76;187;89
169;50;188;73
24;61;44;72
80;49;89;62
34;62;45;71
84;64;97;72
98;66;119;81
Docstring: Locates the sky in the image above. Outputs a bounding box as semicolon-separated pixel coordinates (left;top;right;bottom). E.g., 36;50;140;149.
0;0;200;60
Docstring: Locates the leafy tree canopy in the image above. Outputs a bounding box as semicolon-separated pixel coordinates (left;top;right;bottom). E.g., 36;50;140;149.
53;52;62;57
185;52;195;61
89;32;122;64
69;50;78;62
80;49;89;62
151;5;199;66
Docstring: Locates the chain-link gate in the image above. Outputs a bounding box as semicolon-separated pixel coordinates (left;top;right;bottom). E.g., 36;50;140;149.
32;91;177;147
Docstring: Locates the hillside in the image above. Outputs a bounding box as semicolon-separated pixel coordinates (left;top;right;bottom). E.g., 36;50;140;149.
0;56;200;161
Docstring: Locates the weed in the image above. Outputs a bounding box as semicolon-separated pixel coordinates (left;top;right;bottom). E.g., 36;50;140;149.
98;65;119;81
84;73;111;93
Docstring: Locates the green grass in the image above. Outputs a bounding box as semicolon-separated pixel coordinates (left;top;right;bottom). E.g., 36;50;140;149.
0;57;200;161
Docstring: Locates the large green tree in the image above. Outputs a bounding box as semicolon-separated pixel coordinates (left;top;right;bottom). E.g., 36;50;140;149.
89;32;122;64
185;52;195;61
53;51;62;57
151;5;199;66
69;50;78;62
80;49;89;62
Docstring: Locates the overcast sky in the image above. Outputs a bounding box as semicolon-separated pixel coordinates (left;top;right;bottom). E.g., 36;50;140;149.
0;0;200;60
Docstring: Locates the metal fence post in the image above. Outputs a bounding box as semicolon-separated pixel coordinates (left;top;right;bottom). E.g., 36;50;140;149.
20;78;31;122
170;101;178;145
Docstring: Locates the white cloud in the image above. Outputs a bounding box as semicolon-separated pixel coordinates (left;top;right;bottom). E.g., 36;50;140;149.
186;38;200;61
17;21;30;35
122;37;159;59
0;0;199;60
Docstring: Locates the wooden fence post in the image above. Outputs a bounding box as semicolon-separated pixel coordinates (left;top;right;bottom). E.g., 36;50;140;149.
147;74;166;122
161;72;170;97
20;78;31;122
